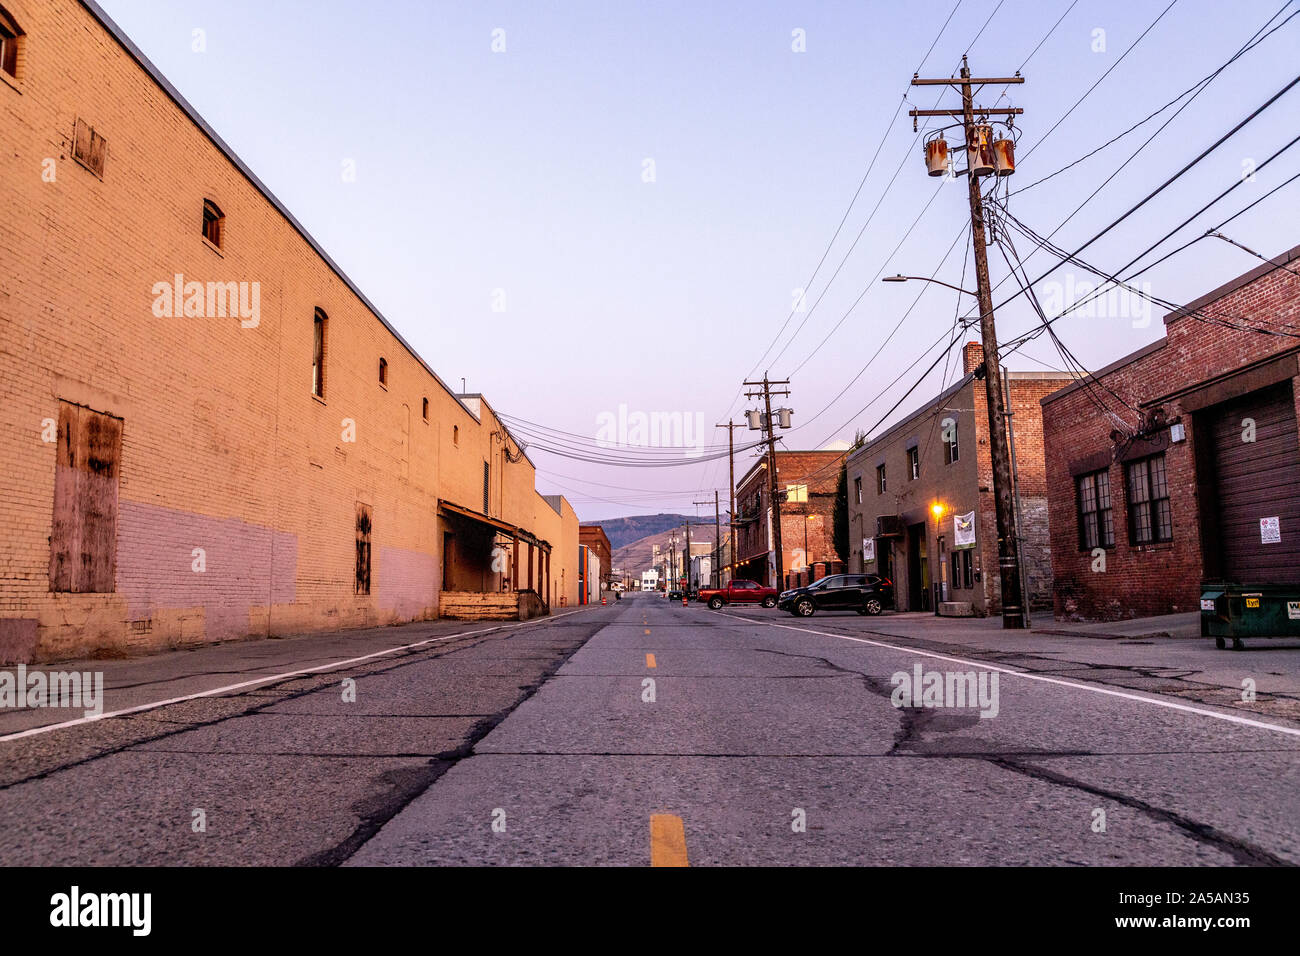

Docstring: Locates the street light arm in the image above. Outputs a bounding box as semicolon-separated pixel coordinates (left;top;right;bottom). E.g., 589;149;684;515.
881;275;979;297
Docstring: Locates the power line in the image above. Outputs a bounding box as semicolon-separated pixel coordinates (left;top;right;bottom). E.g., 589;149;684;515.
957;3;1300;327
701;1;977;491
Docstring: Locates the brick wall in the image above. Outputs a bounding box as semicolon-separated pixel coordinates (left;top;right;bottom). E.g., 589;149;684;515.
735;450;844;587
846;359;1072;616
1042;246;1300;620
0;0;577;658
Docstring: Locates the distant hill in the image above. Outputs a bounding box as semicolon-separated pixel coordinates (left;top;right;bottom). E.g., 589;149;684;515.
580;513;708;550
611;523;729;578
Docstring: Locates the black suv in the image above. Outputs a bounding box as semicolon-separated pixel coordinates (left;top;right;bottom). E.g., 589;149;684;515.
777;574;893;617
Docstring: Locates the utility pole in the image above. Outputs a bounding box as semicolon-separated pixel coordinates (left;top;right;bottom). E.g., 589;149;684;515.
693;498;717;588
713;491;721;588
910;56;1026;629
1003;366;1031;628
744;375;791;591
683;521;691;591
716;420;740;585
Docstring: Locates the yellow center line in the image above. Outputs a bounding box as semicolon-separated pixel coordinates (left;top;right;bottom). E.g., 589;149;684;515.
649;814;689;867
646;653;656;668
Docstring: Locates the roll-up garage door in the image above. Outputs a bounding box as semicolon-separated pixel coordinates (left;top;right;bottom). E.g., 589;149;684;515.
1206;381;1300;584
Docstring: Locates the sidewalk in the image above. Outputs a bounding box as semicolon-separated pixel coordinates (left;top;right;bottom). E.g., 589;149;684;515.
727;605;1300;725
0;607;599;740
1031;610;1203;640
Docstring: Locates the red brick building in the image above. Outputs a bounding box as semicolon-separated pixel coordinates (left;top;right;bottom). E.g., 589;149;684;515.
1042;244;1300;621
578;525;612;587
733;449;846;590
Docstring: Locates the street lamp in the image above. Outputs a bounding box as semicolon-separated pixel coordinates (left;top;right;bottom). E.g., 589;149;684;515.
882;274;979;298
931;502;947;616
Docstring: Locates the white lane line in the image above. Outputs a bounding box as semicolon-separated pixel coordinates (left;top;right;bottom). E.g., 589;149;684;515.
0;608;589;744
718;610;1300;739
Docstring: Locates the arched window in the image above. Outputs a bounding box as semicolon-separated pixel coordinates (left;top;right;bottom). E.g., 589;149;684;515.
312;309;326;398
378;357;388;387
453;424;459;446
0;6;24;82
422;397;429;421
202;199;224;248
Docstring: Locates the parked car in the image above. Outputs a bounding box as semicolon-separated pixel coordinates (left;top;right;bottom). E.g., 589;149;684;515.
777;574;893;617
697;579;779;609
667;588;687;601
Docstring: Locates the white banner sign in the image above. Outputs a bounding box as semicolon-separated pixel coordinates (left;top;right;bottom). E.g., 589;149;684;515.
862;537;875;562
954;511;976;549
1261;516;1281;544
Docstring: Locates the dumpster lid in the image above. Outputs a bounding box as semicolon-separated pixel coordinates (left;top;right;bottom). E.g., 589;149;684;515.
1200;589;1224;599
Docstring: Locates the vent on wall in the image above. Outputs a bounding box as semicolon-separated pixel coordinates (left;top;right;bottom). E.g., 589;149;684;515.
72;117;107;178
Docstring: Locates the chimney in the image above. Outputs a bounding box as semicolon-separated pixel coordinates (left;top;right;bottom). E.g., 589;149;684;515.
962;341;984;375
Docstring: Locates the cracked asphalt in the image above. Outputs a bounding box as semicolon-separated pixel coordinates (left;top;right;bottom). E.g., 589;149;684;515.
352;593;1300;866
3;593;1298;866
0;610;605;865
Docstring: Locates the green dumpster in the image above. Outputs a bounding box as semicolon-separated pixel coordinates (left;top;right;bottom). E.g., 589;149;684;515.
1201;581;1300;650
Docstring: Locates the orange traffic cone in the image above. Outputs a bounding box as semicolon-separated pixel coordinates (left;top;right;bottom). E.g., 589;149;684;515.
601;597;607;605
681;595;688;607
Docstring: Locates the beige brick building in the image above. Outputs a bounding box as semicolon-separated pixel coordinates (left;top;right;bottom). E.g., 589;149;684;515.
846;343;1074;616
0;0;579;662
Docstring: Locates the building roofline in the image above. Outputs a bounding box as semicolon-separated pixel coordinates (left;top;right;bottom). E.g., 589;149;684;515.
847;374;974;466
1163;241;1300;326
77;0;473;419
1039;338;1168;405
735;447;846;493
1043;243;1300;406
455;393;536;469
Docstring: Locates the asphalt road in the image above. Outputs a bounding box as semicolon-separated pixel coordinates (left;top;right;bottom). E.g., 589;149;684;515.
0;610;606;865
352;592;1300;866
3;593;1298;865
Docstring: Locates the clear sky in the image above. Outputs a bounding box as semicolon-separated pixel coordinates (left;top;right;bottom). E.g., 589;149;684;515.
98;0;1300;522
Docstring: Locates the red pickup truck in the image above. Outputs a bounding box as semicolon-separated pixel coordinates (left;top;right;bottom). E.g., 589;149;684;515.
698;579;778;610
